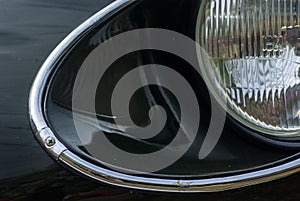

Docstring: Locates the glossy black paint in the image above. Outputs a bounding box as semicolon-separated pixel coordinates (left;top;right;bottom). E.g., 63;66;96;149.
1;0;300;200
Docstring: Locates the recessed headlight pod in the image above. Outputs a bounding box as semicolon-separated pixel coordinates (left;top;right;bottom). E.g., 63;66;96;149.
29;0;300;193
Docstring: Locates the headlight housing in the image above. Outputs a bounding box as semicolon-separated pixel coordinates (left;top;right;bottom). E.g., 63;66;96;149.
29;0;300;193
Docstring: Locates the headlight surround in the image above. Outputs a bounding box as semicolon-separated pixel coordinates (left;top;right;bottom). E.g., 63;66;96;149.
29;0;300;193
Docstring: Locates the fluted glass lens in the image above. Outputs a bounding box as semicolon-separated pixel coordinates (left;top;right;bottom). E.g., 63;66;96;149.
197;0;300;136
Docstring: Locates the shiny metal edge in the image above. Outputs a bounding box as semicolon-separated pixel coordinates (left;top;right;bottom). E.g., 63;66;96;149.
35;127;67;159
29;0;300;192
60;150;300;192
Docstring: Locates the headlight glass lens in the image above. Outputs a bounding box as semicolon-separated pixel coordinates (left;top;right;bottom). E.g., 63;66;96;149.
197;0;300;136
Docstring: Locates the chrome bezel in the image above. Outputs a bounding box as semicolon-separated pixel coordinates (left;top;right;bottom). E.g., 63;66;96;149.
29;0;300;193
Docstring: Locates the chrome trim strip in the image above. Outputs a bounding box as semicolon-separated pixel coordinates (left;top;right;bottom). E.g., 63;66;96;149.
29;0;300;192
60;150;300;192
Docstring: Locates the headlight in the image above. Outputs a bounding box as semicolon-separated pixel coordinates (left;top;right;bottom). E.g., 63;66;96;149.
197;0;300;136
